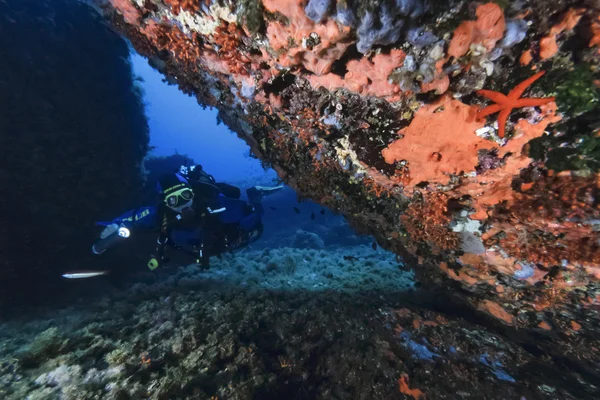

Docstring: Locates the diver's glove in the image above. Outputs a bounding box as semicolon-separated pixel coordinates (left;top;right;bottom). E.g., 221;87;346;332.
100;223;119;239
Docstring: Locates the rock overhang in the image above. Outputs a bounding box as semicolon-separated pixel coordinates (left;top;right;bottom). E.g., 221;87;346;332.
98;0;600;363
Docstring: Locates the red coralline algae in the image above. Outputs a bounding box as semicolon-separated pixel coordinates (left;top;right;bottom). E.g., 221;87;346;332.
382;95;488;185
519;49;533;66
401;193;460;251
478;300;515;325
307;49;406;101
474;3;506;49
290;107;330;145
489;174;600;267
459;248;549;287
448;3;505;58
213;23;251;76
539;8;585;60
380;92;559;222
262;0;351;76
421;60;449;94
109;0;141;26
421;75;450;95
142;22;203;69
483;251;521;277
164;0;201;16
140;19;159;40
440;261;490;286
538;321;552;330
398;374;424;400
460;171;517;220
448;22;474;59
458;102;560;220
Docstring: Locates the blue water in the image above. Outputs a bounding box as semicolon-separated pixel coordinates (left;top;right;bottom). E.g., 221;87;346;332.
130;53;276;183
129;52;362;250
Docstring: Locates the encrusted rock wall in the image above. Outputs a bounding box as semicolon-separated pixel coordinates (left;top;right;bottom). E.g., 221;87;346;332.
100;0;600;366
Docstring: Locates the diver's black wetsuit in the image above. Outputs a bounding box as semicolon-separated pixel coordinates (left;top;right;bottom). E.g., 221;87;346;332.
100;165;265;270
186;164;241;200
154;178;253;267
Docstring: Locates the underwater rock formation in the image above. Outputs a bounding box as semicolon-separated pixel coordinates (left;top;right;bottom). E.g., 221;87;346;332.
291;229;326;249
0;0;149;308
0;247;595;399
99;0;600;374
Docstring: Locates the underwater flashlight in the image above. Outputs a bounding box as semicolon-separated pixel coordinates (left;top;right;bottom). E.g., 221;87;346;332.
92;224;132;255
118;226;131;238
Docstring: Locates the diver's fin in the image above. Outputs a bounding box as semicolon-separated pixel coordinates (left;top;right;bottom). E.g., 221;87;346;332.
253;185;284;194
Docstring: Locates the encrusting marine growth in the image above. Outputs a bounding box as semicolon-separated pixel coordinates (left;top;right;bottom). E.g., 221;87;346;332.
476;71;555;138
99;0;600;374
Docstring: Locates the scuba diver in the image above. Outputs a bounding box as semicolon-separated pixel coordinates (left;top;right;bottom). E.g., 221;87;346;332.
93;165;282;270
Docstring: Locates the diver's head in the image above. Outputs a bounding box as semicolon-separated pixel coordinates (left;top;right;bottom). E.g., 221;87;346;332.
157;173;195;214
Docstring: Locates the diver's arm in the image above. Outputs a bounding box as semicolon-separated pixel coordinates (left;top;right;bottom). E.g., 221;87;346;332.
97;206;159;237
112;206;158;228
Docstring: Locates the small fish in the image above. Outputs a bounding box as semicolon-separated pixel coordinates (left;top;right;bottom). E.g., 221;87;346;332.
62;270;108;279
343;255;359;261
320;209;326;215
372;242;378;250
269;206;277;210
311;212;315;220
293;207;300;214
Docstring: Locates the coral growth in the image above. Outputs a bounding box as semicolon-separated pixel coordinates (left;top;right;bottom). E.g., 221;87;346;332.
448;3;505;58
262;0;352;75
144;22;203;70
398;374;424;399
539;8;585;60
478;300;515;325
213;22;250;76
164;0;202;16
109;0;141;25
401;193;460;251
308;49;406;100
382;95;488;185
99;0;600;344
488;174;600;267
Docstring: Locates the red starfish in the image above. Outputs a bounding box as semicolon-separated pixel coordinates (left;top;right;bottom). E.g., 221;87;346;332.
476;71;555;138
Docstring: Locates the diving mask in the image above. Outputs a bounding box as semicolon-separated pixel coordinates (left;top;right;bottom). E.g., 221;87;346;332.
165;188;194;209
